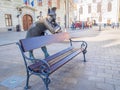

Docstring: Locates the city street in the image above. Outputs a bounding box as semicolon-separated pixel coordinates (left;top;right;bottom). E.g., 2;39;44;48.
0;28;120;90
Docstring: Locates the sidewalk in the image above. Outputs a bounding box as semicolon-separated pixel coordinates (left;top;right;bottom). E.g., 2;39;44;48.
0;26;118;46
0;31;26;46
0;29;120;90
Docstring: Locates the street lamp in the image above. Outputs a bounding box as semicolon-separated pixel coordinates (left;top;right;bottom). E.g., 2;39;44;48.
99;13;102;31
79;7;80;21
64;0;69;29
99;0;102;31
64;0;67;28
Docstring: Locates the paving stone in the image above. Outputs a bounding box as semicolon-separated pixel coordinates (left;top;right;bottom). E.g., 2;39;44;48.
115;85;120;90
0;29;120;90
95;82;115;90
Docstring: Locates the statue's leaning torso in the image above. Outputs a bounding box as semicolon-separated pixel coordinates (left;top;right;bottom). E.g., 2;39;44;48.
26;21;47;38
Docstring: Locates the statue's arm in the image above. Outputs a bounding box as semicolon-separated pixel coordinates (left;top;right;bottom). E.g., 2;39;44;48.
40;18;61;34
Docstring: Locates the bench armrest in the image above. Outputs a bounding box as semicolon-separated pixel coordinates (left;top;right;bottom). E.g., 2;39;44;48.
69;38;87;50
16;42;50;75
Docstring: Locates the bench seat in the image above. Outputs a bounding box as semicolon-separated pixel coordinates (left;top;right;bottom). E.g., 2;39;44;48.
28;47;83;74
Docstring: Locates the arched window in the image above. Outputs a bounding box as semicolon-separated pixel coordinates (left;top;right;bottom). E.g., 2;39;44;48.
57;0;60;9
97;2;101;13
108;2;112;12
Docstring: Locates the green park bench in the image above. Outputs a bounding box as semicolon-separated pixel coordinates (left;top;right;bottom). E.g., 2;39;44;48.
16;32;87;90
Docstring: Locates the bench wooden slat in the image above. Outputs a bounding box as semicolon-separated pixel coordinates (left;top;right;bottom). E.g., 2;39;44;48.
50;49;83;74
28;47;74;71
45;47;73;62
48;48;79;66
20;32;69;52
28;48;82;74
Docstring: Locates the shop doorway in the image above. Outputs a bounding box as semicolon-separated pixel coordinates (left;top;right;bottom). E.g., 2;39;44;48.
22;14;33;31
107;19;111;25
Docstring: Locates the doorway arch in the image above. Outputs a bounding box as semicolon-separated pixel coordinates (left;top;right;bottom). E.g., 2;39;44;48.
22;14;33;30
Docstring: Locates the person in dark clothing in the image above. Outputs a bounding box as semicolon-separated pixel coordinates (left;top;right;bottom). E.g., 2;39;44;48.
26;7;61;59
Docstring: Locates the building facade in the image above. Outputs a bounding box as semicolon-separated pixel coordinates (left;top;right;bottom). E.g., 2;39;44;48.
118;0;120;22
0;0;76;32
76;0;120;25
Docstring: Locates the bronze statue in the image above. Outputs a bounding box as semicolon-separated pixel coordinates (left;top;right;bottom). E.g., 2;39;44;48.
26;7;61;59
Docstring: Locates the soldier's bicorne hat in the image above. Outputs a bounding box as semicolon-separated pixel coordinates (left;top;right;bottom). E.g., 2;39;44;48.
48;7;57;16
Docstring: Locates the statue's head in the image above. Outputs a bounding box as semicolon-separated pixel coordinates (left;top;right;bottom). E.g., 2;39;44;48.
46;7;62;34
48;7;57;21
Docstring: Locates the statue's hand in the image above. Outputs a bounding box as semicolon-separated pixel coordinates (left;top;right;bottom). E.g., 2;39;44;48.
55;30;62;33
54;25;62;33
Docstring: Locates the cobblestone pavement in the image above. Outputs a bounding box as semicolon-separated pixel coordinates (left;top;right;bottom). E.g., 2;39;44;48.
0;28;120;90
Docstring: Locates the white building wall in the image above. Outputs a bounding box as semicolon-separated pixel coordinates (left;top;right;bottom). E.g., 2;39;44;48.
0;0;76;32
0;7;18;31
77;0;119;24
112;0;118;23
0;0;23;32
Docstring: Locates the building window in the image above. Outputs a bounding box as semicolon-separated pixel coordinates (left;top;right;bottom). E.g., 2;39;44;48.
37;0;42;6
108;2;112;12
97;2;101;13
23;0;29;5
107;19;111;25
88;5;91;13
48;0;52;7
5;14;12;26
23;0;34;7
80;6;83;14
57;0;60;9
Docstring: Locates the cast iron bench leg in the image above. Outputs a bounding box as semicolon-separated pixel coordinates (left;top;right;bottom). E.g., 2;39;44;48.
42;75;51;90
82;49;87;62
81;41;87;62
24;72;31;90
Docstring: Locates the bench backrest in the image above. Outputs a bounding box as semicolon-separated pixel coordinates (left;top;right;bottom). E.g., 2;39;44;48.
20;32;70;52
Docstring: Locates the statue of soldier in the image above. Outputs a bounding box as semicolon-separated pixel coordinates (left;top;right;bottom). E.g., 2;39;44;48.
26;7;61;59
